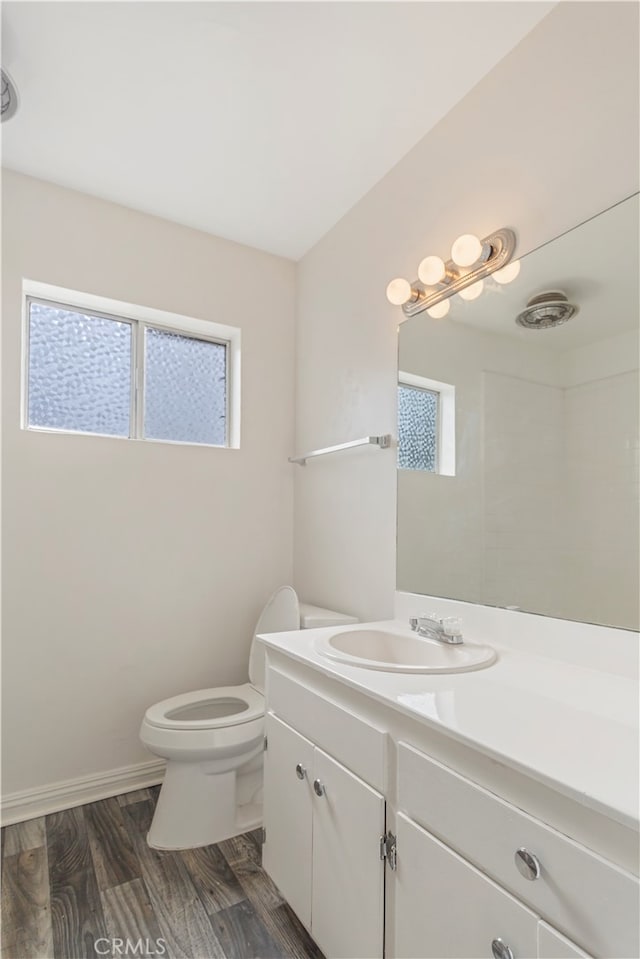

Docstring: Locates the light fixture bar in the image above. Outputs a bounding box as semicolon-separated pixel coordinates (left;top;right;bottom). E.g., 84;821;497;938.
401;227;516;318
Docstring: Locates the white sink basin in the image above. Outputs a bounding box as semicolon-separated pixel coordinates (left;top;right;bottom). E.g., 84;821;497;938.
317;629;496;674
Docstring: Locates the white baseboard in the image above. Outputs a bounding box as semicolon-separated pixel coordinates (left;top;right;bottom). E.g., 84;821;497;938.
1;758;166;826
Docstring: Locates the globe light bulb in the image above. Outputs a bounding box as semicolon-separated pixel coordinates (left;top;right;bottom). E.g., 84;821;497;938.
451;233;483;267
427;299;450;319
459;279;484;301
493;260;521;285
418;255;446;286
386;277;413;306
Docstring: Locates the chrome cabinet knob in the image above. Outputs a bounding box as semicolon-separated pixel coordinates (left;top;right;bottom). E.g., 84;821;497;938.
491;938;514;959
295;763;306;780
515;847;541;880
313;778;325;797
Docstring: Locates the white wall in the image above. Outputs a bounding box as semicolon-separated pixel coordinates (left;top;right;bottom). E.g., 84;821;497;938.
293;2;640;622
1;170;296;796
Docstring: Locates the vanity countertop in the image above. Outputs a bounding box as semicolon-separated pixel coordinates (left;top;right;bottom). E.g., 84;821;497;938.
258;620;639;832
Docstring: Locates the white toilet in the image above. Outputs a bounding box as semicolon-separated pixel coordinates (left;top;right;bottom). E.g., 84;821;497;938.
139;586;356;850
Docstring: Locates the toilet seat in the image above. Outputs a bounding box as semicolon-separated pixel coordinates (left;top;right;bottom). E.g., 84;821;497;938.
144;683;264;731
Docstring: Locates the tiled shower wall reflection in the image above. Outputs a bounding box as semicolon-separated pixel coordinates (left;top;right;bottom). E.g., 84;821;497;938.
564;371;639;627
483;369;639;627
397;314;639;629
482;373;565;618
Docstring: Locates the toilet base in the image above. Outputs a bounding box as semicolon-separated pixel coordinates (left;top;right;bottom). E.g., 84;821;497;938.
147;751;263;850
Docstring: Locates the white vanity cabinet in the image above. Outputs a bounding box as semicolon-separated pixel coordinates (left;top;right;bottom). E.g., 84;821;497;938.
395;812;539;959
397;742;638;959
261;655;638;959
394;812;596;959
262;712;385;959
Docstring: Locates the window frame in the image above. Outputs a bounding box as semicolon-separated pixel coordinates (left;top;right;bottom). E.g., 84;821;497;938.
21;280;241;449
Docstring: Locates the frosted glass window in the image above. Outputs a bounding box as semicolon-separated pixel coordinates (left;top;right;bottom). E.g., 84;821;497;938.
398;384;438;471
27;301;132;436
143;328;227;446
24;292;235;448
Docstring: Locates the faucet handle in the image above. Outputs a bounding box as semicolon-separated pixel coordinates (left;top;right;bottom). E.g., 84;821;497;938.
409;617;418;631
442;617;463;639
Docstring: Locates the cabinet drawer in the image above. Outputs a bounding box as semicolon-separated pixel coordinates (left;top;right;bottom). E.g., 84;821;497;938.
398;743;639;959
267;667;386;791
395;813;538;959
538;922;591;958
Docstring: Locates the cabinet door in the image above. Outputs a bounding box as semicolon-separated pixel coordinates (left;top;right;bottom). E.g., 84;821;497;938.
395;813;538;959
311;747;385;959
262;713;314;930
538;922;591;958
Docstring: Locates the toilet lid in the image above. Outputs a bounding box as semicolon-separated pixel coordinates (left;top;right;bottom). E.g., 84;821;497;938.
248;585;300;692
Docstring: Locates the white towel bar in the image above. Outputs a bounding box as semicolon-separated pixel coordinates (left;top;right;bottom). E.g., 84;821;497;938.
289;434;391;466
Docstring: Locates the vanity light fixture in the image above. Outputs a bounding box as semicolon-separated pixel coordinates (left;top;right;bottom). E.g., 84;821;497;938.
493;260;521;285
426;299;450;319
451;233;488;268
386;227;518;319
385;277;415;307
418;255;447;286
458;279;484;301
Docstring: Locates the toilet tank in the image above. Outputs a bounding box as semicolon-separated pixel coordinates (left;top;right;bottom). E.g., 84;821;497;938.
249;591;358;693
299;603;359;629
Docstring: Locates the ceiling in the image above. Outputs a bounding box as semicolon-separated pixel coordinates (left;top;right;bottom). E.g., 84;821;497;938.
447;193;639;351
1;2;552;259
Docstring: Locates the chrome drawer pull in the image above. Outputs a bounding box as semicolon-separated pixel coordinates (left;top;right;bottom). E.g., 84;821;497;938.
515;847;541;880
295;763;306;780
491;938;514;959
313;778;325;797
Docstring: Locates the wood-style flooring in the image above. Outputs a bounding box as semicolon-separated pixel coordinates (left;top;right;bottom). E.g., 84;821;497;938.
1;787;323;959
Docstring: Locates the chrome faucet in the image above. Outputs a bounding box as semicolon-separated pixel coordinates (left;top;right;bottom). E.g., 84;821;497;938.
409;614;464;645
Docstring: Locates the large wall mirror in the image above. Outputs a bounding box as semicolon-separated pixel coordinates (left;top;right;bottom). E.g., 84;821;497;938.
397;194;639;630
